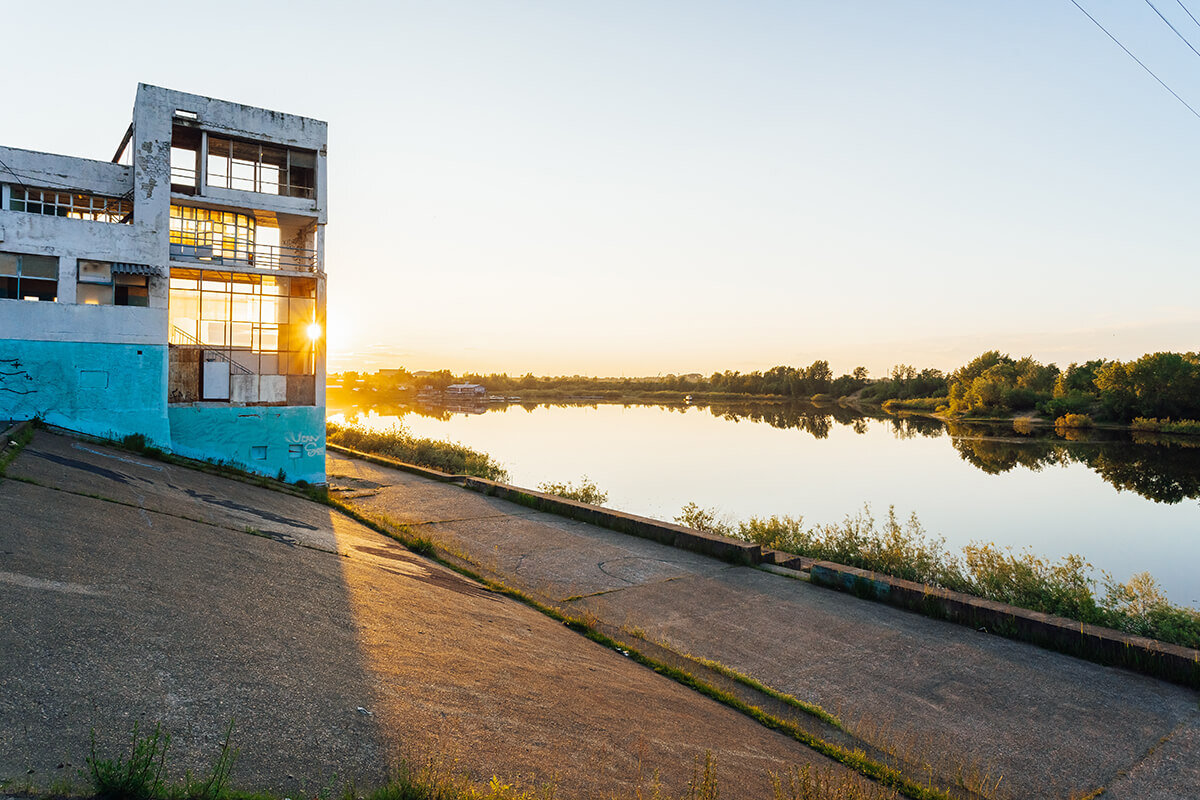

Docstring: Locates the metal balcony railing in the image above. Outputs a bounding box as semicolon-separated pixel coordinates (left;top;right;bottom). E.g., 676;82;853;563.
171;167;198;188
169;240;317;272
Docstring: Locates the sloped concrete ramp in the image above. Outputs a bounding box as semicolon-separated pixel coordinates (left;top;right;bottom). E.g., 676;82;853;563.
328;451;1200;800
0;432;873;799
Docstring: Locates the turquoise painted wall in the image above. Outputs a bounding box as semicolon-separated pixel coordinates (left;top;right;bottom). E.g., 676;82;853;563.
168;405;326;485
0;339;171;445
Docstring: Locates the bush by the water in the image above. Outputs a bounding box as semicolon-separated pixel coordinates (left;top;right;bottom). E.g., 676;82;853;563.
675;502;1200;649
880;396;947;413
327;422;509;481
1054;413;1093;429
1131;417;1200;436
537;476;608;505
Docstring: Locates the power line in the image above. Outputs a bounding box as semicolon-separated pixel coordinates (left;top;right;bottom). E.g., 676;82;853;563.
1144;0;1200;60
1069;0;1200;121
1176;0;1200;32
0;156;29;192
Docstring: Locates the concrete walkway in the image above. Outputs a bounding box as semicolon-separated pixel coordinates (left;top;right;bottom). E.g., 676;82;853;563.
0;432;879;800
328;451;1200;800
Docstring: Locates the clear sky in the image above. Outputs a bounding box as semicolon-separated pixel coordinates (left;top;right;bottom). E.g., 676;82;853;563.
4;1;1199;377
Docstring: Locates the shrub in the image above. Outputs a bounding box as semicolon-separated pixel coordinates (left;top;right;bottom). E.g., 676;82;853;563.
881;397;947;412
1102;572;1200;648
537;476;608;505
326;422;509;482
1038;394;1094;419
1131;417;1200;436
1054;413;1093;429
674;502;735;537
683;500;1200;649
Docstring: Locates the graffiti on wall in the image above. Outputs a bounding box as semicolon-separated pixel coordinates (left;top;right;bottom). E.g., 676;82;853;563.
285;431;321;457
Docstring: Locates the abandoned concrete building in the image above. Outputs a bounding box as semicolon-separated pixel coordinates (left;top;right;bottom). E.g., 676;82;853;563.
0;84;327;483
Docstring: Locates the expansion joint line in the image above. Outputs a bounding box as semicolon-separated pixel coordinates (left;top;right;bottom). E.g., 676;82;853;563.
561;574;692;602
1100;707;1200;792
404;511;539;528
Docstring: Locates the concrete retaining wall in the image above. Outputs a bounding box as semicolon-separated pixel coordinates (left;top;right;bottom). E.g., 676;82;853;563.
459;475;762;565
809;561;1200;688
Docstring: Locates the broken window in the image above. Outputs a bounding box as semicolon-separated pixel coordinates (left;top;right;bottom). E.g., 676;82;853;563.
8;188;132;224
0;252;58;301
206;137;317;199
171;125;201;193
77;260;149;307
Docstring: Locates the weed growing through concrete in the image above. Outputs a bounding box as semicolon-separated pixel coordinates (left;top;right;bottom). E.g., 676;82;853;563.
51;724;911;800
768;765;899;800
180;720;239;800
84;720;242;800
87;722;171;800
0;422;34;476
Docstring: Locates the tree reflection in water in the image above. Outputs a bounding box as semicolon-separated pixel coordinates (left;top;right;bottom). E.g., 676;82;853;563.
330;394;1200;505
946;421;1200;504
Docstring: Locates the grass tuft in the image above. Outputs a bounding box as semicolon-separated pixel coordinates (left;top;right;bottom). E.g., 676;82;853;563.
88;722;171;800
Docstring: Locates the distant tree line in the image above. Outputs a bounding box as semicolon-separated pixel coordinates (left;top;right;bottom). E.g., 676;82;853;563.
943;350;1200;423
334;360;871;400
332;349;1200;424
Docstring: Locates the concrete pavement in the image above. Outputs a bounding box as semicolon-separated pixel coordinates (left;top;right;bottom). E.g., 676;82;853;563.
0;431;882;800
328;451;1200;800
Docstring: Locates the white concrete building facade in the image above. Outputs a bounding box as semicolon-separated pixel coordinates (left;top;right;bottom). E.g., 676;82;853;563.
0;85;328;484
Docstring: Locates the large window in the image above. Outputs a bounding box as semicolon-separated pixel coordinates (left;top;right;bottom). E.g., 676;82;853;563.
207;137;316;199
0;252;58;301
169;268;317;374
9;187;132;224
77;261;150;307
168;268;318;405
169;205;255;265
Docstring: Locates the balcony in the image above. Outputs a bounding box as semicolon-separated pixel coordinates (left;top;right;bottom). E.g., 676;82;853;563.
169;240;317;272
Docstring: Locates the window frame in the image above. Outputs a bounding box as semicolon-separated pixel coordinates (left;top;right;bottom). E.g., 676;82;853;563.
8;187;132;224
206;137;317;199
76;260;149;307
0;252;59;302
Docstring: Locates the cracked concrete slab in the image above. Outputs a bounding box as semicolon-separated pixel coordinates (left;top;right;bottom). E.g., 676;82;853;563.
2;432;874;799
327;451;1200;800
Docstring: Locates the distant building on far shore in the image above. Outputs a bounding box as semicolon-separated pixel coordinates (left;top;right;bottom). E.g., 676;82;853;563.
446;383;486;397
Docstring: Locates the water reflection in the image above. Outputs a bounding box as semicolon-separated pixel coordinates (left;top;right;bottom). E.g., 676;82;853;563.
944;421;1200;504
328;391;1200;505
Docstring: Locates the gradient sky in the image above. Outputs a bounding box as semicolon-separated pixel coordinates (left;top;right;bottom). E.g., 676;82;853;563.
4;2;1200;377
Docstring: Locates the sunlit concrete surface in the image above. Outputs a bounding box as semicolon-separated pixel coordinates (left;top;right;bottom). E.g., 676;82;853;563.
329;452;1200;800
0;431;873;799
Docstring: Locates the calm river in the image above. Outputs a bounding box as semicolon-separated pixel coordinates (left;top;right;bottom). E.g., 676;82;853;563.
327;398;1200;607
